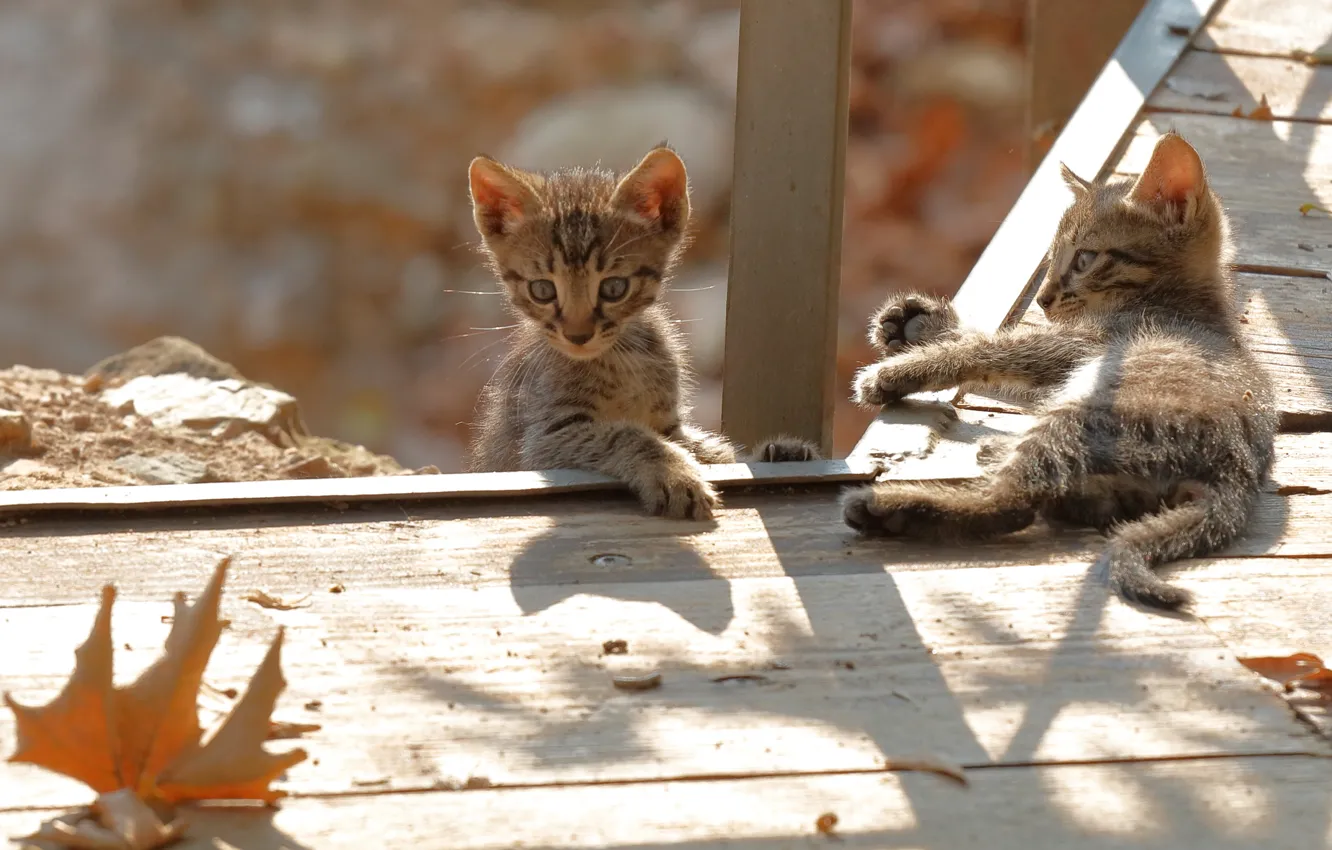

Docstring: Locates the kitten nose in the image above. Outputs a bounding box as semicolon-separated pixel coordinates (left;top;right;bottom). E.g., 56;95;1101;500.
563;331;594;346
1037;291;1056;310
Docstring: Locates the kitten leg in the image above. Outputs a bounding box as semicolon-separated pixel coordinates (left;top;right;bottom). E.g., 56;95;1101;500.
841;478;1038;540
668;423;739;464
1101;478;1253;611
524;416;718;520
842;423;1078;539
853;325;1101;406
748;435;822;463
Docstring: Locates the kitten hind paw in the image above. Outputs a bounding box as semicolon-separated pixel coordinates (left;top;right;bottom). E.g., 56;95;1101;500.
748;436;822;463
870;293;959;355
841;486;924;536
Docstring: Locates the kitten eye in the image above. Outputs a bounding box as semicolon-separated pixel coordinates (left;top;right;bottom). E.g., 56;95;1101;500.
1072;250;1098;273
599;276;630;302
528;279;557;303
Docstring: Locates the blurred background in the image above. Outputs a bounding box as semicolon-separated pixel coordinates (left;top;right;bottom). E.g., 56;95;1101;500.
0;0;1028;471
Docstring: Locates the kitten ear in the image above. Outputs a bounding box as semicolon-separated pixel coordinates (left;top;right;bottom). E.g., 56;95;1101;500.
1129;132;1207;219
1060;162;1091;196
469;156;538;238
611;147;690;234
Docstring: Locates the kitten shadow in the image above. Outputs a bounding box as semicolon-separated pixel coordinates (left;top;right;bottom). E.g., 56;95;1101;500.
506;524;734;635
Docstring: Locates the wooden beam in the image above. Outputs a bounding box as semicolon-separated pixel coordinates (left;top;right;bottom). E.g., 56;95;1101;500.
721;0;852;457
1025;0;1148;171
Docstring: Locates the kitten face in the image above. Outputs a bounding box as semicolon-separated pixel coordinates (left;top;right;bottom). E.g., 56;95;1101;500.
468;147;690;360
1036;133;1229;321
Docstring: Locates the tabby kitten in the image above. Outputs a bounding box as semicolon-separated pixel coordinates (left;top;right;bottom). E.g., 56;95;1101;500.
466;146;817;520
842;132;1276;611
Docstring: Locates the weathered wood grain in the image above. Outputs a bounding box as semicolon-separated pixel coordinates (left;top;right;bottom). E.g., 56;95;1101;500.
2;562;1327;809
5;756;1330;849
1152;51;1332;121
1016;272;1332;430
1197;0;1332;58
1115;115;1332;274
1182;557;1332;735
0;458;883;516
1;471;1330;609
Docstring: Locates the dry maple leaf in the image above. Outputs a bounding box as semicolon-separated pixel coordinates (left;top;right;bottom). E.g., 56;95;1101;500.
5;556;307;809
1239;652;1332;693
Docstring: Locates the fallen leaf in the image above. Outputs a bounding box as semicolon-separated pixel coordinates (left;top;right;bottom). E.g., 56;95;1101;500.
5;557;307;820
242;590;310;611
1299;202;1331;216
1293;48;1332;66
1238;652;1328;689
815;812;839;835
1249;94;1274;120
21;790;190;850
884;755;969;786
268;719;322;740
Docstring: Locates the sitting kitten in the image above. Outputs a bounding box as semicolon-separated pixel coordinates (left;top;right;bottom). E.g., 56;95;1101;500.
842;132;1276;611
466;146;818;519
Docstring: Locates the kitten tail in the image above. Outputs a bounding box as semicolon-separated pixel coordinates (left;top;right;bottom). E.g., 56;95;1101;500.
1099;479;1250;611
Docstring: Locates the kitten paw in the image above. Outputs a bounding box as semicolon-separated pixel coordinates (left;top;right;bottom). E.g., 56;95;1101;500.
842;486;931;536
852;362;924;407
870;293;959;355
749;436;822;463
637;465;719;521
974;436;1016;469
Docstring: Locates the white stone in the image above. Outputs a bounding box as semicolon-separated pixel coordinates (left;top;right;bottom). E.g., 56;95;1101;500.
101;373;303;441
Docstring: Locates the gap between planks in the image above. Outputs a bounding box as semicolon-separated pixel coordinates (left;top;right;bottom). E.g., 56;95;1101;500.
3;756;1330;849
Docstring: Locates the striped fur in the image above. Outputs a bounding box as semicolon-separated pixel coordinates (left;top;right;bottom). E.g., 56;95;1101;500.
466;147;817;520
844;132;1277;611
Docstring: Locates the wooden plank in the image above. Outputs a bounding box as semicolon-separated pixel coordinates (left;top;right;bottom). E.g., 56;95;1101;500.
1153;51;1332;121
2;563;1326;809
0;459;883;517
5;756;1330;849
1026;0;1147;170
2;473;1331;610
1116;115;1332;274
1182;558;1332;735
1016;270;1332;430
721;0;852;456
949;0;1213;336
1197;0;1332;58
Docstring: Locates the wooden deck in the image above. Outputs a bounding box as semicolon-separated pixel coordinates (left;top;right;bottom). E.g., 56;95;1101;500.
4;0;1332;846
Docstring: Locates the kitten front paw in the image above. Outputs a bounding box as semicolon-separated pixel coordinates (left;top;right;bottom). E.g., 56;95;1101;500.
852;362;924;407
870;293;959;355
636;462;719;521
841;485;938;537
748;435;822;463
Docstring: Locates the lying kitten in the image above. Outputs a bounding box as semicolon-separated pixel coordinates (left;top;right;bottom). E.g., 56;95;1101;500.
466;145;817;519
842;132;1276;610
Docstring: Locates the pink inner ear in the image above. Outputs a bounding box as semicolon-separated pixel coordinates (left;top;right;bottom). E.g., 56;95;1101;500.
1134;137;1204;205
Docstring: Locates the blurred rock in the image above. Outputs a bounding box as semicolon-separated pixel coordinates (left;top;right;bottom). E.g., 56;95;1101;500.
114;452;215;485
500;85;733;215
0;409;32;452
101;374;305;444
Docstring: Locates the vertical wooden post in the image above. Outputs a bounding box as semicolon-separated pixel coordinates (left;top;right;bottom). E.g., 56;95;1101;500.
1026;0;1147;172
721;0;852;458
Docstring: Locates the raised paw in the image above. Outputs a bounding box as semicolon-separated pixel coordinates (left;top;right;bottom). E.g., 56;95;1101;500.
748;435;822;463
852;361;925;407
870;293;959;355
636;462;719;521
